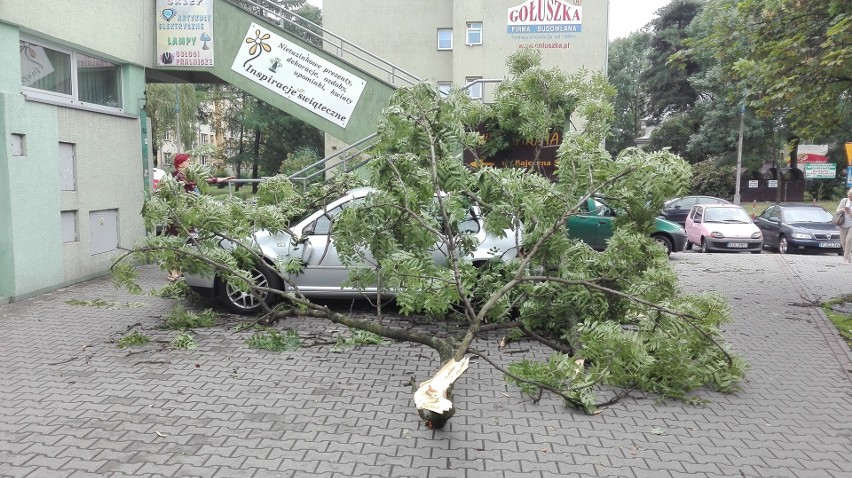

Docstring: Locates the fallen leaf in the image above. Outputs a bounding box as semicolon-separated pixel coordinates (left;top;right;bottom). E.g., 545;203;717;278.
155;431;167;438
650;427;665;435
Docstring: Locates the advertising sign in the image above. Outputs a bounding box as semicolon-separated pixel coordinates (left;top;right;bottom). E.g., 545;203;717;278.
804;163;836;179
507;0;582;34
463;128;562;179
231;23;367;128
156;0;214;67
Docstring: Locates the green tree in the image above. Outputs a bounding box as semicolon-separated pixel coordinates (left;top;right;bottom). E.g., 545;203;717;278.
642;0;704;119
693;0;850;139
145;83;202;165
606;32;652;156
121;51;745;429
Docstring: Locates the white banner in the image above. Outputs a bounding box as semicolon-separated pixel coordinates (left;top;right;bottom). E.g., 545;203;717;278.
231;23;367;128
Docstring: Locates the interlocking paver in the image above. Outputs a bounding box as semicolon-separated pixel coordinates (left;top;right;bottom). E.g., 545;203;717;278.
0;254;850;477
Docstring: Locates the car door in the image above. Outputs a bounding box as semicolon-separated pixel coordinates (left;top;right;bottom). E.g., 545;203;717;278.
663;197;697;225
755;206;781;248
684;205;704;244
289;196;373;295
567;198;614;250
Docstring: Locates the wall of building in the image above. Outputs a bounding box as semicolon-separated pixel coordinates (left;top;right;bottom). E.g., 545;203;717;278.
0;7;149;301
324;0;608;85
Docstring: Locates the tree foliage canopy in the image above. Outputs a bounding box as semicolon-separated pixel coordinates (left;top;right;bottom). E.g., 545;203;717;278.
123;50;746;427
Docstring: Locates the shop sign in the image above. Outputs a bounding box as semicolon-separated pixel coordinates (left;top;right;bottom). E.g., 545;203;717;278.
156;0;215;67
804;163;836;179
507;0;583;34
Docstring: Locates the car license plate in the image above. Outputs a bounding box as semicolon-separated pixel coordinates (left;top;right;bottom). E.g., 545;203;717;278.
728;243;748;248
819;243;840;248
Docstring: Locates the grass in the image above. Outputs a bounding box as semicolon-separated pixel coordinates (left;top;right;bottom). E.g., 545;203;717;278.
822;295;852;350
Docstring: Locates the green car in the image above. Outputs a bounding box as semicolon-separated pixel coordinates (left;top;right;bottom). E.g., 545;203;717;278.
567;197;687;256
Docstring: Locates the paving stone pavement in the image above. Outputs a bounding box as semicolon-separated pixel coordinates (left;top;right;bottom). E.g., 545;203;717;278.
0;251;850;478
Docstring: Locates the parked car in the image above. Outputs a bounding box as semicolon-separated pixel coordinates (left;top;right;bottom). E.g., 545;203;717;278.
184;187;521;314
753;203;842;254
566;197;687;256
661;196;730;226
684;204;762;253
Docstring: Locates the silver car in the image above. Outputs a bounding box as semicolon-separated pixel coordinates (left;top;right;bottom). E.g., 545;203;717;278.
185;187;521;313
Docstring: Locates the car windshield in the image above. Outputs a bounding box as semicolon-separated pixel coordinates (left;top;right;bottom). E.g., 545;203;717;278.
784;207;832;223
704;207;751;223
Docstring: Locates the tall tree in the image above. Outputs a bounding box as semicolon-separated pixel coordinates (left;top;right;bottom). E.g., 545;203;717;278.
693;0;850;140
607;32;652;156
642;0;705;118
144;83;202;165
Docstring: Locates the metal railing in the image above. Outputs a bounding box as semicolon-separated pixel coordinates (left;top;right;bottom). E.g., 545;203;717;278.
224;0;421;88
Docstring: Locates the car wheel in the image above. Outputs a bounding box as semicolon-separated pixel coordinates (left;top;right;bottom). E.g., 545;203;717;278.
700;238;709;253
651;234;673;256
218;264;282;315
778;236;788;254
685;241;693;251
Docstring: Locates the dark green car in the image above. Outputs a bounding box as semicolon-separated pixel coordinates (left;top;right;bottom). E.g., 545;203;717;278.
567;197;687;256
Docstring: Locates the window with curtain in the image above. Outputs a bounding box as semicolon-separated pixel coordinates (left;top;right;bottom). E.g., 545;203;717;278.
20;41;72;94
20;38;122;111
76;54;121;108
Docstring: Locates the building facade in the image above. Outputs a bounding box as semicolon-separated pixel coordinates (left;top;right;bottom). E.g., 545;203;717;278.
322;0;608;152
0;1;155;302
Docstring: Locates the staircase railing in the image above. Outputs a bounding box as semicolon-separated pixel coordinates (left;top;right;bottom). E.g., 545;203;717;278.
224;0;421;88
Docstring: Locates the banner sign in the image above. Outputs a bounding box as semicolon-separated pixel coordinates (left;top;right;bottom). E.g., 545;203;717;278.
231;23;367;128
156;0;214;67
507;0;582;34
797;144;829;156
463;127;562;179
804;163;836;179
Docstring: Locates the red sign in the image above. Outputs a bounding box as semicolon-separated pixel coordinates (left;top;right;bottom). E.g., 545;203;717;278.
797;153;828;163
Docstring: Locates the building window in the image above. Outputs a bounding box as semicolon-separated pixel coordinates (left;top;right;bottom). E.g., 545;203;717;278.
20;38;122;111
466;22;483;45
437;29;453;50
465;77;483;100
437;82;452;98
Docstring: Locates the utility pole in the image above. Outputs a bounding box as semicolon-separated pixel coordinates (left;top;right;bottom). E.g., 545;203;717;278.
174;85;182;153
733;102;745;205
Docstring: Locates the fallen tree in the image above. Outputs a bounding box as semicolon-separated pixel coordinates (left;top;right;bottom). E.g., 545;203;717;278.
117;50;746;429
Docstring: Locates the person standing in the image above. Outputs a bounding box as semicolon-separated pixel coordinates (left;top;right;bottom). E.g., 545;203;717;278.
837;188;852;264
166;153;235;280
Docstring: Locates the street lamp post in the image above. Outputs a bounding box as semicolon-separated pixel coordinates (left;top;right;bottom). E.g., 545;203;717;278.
733;102;745;205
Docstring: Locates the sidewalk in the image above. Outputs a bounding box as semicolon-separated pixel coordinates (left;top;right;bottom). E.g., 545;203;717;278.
0;253;850;477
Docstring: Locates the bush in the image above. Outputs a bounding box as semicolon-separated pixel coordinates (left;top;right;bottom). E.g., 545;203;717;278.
690;158;735;198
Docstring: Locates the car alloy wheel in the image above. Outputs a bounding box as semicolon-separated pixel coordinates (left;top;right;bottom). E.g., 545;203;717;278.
778;236;788;254
219;264;281;314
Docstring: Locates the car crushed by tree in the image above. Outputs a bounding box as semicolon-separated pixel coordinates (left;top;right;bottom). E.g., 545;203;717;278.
117;50;746;430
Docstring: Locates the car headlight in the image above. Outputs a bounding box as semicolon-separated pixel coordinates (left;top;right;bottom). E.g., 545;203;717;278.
710;231;725;238
791;232;811;239
751;232;762;239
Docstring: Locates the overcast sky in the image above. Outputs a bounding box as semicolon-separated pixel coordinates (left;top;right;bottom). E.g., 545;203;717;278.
304;0;671;41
